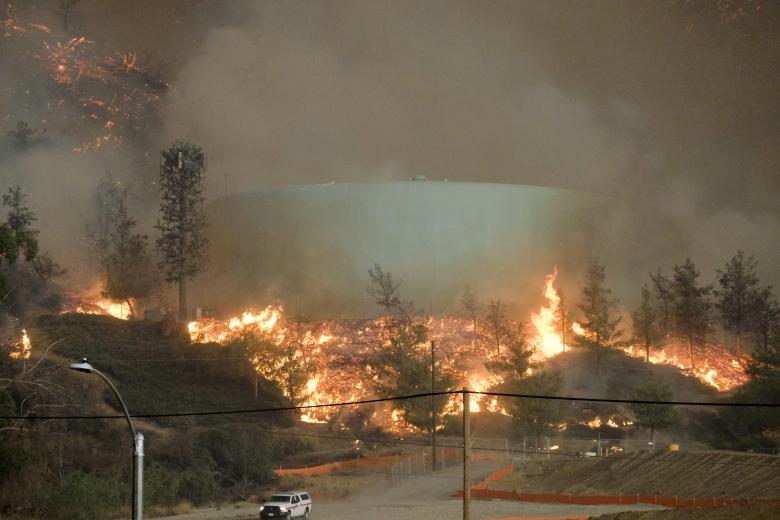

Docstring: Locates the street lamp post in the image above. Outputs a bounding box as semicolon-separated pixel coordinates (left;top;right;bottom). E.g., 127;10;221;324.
70;358;144;520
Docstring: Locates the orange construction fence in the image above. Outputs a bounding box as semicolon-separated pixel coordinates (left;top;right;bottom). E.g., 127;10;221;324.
461;465;780;509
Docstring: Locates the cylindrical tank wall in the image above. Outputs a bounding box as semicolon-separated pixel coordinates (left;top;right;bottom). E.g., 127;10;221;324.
199;181;601;317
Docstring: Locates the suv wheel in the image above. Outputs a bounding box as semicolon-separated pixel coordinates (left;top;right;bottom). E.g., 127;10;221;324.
304;508;310;519
285;512;291;520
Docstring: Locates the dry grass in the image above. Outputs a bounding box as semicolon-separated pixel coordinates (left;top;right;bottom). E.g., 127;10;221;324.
147;500;194;517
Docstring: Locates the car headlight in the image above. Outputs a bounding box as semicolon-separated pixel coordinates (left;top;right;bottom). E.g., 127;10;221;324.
259;506;264;512
280;507;287;512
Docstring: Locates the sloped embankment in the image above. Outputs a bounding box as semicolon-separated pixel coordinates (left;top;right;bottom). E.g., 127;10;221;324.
590;503;780;520
495;450;779;499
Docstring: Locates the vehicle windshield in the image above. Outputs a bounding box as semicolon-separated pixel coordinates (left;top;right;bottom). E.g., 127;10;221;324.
267;495;291;503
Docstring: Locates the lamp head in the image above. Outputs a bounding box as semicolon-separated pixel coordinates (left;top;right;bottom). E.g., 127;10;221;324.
69;358;94;373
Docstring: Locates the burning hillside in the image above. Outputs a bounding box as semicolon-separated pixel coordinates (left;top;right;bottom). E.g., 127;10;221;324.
1;2;165;152
178;271;749;427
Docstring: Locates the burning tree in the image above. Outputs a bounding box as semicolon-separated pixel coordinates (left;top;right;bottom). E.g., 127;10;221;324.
155;142;209;321
460;285;480;337
101;196;157;318
239;328;316;411
373;326;454;431
367;264;454;431
671;258;712;369
632;283;662;363
486;322;534;383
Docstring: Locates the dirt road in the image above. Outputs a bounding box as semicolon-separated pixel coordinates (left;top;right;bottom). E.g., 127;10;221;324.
169;462;664;519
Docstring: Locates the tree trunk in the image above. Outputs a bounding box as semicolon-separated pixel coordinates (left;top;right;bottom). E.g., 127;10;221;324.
735;333;741;359
645;342;650;363
688;334;694;370
178;277;187;321
126;299;135;320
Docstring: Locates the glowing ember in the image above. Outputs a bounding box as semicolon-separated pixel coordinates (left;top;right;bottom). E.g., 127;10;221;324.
3;4;166;153
9;329;31;360
187;306;283;343
620;342;747;391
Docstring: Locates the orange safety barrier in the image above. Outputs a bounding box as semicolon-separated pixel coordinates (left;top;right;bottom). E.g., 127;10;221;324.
460;465;780;509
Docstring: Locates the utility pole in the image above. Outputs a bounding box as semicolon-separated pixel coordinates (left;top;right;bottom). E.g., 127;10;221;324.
463;387;471;520
431;340;436;471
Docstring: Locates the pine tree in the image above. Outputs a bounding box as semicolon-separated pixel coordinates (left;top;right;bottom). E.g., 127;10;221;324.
2;186;38;262
576;261;623;376
460;285;480;338
750;286;780;355
102;197;157;318
155;142;209;321
556;291;570;352
671;258;711;369
484;299;511;355
508;371;565;447
649;269;674;334
716;251;761;357
85;172;124;266
632;283;662;362
577;260;623;346
485;322;534;383
629;381;677;444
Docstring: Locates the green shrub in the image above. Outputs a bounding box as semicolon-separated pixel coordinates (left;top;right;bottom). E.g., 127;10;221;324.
178;465;218;505
44;471;122;520
144;461;181;508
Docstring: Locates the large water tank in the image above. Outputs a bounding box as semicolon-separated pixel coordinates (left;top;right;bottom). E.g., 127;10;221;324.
199;181;601;317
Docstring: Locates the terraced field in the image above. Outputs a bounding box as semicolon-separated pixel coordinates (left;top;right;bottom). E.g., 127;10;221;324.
493;450;780;500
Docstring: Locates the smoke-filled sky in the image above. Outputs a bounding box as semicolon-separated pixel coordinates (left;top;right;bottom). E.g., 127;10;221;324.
1;0;778;308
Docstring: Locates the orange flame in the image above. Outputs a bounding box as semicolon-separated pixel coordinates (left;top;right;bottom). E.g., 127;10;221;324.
9;329;31;360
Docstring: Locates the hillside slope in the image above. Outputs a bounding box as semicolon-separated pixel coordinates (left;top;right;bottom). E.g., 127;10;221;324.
34;313;285;418
496;450;780;499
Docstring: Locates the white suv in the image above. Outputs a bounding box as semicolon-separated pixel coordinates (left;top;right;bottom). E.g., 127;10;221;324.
259;491;312;519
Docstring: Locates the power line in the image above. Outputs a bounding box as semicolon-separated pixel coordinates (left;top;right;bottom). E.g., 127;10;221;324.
1;389;778;421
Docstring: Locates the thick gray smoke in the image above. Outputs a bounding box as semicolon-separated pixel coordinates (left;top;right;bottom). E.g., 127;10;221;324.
1;1;778;312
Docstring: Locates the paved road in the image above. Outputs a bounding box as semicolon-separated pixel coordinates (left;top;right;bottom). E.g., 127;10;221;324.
169;462;664;520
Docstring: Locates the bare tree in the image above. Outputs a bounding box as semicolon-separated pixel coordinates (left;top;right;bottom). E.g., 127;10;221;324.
367;263;413;322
